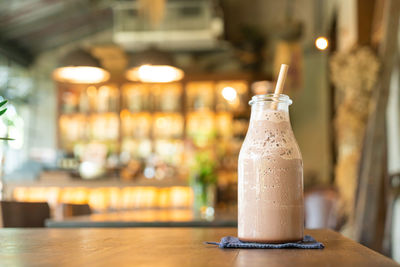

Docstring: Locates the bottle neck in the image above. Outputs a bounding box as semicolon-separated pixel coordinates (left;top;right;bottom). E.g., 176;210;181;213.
248;94;292;122
250;102;290;122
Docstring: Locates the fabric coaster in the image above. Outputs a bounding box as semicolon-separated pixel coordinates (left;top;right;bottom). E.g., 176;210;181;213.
205;235;324;249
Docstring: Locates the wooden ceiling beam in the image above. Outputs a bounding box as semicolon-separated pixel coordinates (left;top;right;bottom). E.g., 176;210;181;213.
2;5;87;39
31;10;113;53
0;0;104;39
0;0;62;25
17;8;112;43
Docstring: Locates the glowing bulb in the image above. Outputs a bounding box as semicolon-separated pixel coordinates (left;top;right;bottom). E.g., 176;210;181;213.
53;66;110;84
126;65;184;83
222;87;237;102
156;117;167;128
315;37;329;50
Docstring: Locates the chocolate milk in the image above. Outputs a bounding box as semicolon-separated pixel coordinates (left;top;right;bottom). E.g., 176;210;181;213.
238;94;304;243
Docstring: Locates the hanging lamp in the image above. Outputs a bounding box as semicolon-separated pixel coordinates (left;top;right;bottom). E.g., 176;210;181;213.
53;49;110;84
125;48;184;83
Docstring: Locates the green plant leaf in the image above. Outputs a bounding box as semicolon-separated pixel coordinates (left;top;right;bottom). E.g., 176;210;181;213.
0;100;7;108
0;108;7;116
0;138;13;141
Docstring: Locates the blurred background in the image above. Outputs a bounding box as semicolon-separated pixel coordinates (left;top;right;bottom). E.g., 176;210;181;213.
0;0;399;262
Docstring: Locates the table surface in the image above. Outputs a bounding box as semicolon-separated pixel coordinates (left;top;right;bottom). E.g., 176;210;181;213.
46;209;237;228
0;228;398;267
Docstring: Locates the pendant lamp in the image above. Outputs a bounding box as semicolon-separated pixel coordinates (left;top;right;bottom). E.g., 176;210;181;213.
53;49;110;84
125;48;184;83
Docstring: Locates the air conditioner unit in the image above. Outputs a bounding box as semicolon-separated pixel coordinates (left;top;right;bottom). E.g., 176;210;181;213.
113;0;224;51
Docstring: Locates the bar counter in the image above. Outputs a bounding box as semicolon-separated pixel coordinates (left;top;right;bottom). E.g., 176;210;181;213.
46;208;237;228
0;228;398;266
7;171;195;211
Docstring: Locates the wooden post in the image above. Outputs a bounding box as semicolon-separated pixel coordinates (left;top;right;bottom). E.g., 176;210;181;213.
357;0;376;45
354;0;400;249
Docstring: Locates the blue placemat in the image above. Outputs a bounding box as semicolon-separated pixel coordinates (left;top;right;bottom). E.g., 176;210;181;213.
206;235;324;249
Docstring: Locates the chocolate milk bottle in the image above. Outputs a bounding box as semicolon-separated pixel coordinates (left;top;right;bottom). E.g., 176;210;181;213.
238;94;304;242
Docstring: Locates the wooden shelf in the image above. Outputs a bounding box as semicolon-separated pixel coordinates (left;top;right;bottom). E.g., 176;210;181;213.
6;170;188;189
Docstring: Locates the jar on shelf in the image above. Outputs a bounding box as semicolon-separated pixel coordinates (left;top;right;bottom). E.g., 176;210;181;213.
152;83;182;112
186;81;215;111
122;83;150;112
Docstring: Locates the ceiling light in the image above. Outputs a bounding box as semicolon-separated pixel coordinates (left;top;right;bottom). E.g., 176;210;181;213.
53;49;110;84
125;48;184;83
126;65;184;83
315;37;329;50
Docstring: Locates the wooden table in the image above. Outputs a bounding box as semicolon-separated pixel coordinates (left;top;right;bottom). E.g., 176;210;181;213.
0;228;398;266
46;209;237;228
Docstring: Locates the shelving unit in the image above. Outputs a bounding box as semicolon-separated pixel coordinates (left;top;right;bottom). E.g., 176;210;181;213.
56;75;251;181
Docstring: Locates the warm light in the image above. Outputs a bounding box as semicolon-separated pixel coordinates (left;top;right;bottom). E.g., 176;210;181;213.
13;186;193;210
125;65;184;83
53;66;110;84
221;86;237;102
79;161;105;179
155;117;167;128
315;37;329;50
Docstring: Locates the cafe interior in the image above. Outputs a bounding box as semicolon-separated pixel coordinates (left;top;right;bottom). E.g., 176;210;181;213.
0;0;400;265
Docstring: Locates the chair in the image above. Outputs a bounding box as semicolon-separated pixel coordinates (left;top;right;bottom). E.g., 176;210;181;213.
60;203;92;218
0;201;50;227
304;187;339;229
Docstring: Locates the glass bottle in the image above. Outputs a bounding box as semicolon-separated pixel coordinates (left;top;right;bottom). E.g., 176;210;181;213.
238;94;304;242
